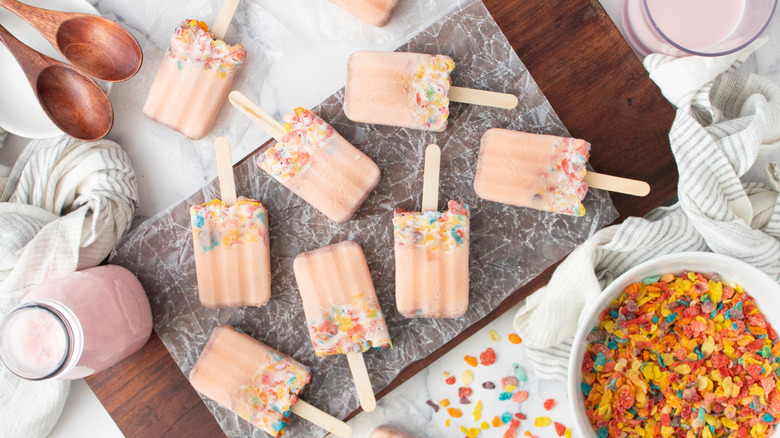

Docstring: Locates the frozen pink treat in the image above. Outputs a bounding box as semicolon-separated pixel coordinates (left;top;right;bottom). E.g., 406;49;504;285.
144;20;247;139
328;0;401;27
473;128;590;216
371;425;418;438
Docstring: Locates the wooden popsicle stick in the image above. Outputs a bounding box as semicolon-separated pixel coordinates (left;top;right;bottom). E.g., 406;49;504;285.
228;91;286;142
211;0;240;40
449;86;518;109
583;171;650;197
214;137;237;206
421;144;441;211
346;352;377;412
291;400;353;438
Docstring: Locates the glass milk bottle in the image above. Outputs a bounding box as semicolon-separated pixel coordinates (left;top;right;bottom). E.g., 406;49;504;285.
0;265;152;380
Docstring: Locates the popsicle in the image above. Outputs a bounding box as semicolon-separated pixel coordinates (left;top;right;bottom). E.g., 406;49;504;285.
293;241;391;412
229;91;380;223
327;0;401;27
473;128;651;216
344;50;518;132
189;325;352;438
143;0;246;139
370;425;418;438
393;144;470;318
190;137;271;308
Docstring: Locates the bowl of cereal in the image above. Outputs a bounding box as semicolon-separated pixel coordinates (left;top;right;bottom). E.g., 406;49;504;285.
568;252;780;438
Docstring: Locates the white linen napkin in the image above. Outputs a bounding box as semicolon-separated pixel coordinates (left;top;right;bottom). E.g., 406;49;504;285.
513;38;780;381
0;135;138;437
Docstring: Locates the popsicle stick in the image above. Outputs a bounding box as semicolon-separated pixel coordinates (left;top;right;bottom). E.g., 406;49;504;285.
214;137;237;206
421;144;441;211
291;400;353;438
346;352;377;412
449;86;518;109
211;0;240;40
228;91;286;142
584;171;650;197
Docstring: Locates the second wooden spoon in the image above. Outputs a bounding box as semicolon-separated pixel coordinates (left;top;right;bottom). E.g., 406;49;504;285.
0;22;113;140
0;0;142;82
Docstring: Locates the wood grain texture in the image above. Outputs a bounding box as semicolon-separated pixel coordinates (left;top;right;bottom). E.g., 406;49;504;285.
87;0;677;435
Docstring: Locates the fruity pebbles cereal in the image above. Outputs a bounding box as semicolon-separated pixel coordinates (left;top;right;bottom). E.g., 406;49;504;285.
582;272;780;438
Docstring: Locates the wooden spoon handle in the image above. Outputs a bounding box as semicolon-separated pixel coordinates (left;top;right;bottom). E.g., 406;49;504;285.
449;86;518;109
0;0;67;44
0;22;54;80
345;352;376;412
228;91;286;141
583;171;650;197
421;144;441;211
291;400;353;438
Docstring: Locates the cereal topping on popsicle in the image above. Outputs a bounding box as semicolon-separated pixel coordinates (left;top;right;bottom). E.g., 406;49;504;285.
190;198;268;253
411;55;455;131
393;201;470;251
543;137;589;216
307;291;392;356
230;350;311;435
259;108;335;181
168;19;247;78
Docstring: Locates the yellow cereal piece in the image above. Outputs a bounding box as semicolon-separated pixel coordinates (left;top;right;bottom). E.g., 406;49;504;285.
462;370;474;387
481;421;489;430
488;330;500;343
505;385;517;392
446;419;450;427
565;428;571;438
534;416;552;427
722;417;738;429
473;400;482;421
465;428;480;437
661;426;674;437
440;399;450;407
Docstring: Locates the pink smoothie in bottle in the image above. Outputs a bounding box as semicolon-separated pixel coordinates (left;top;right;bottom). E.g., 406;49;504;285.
621;0;773;57
0;265;152;380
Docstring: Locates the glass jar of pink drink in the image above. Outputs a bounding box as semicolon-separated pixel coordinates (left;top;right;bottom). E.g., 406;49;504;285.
0;265;152;380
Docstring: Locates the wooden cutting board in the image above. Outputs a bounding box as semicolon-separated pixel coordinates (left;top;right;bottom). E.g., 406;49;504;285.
86;1;675;436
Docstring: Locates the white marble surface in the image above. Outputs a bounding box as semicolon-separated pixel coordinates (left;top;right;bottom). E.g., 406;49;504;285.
0;0;778;437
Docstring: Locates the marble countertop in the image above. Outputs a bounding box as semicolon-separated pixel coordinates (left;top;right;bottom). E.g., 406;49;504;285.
1;0;779;437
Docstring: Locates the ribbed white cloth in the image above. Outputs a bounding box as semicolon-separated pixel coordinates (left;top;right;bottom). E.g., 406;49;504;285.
0;135;138;438
513;39;780;381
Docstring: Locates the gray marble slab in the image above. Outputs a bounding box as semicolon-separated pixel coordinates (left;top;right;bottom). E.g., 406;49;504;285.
109;1;619;437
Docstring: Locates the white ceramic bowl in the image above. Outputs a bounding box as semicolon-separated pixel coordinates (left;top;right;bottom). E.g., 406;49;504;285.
567;252;780;437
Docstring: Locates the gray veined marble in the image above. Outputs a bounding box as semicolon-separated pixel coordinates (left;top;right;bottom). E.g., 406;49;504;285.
109;1;619;437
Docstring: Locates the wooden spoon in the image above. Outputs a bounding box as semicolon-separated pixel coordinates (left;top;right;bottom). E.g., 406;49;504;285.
0;23;113;140
0;0;142;82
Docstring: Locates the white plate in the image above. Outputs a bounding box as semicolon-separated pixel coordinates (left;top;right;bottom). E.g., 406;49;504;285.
568;252;780;437
0;0;103;139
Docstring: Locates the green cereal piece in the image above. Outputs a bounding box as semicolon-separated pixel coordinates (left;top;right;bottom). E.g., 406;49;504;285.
641;275;661;284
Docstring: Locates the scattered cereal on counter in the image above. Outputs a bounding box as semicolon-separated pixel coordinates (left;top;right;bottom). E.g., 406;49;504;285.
564;428;571;438
514;413;526;420
445;375;456;385
512;391;528;403
462;369;474;386
479;348;496;366
473;400;482;421
481;421;490;430
489;329;500;343
501;412;513;424
492;416;503;427
534;416;551;427
439;399;450;407
512;363;528;382
445;419;450;428
447;407;463;418
426;400;439;412
499;392;512;401
554;421;566;436
502;418;520;438
543;398;556;410
508;333;522;344
461;426;480;437
443;371;450;377
458;387;473;398
464;355;478;367
482;381;496;389
501;376;519;390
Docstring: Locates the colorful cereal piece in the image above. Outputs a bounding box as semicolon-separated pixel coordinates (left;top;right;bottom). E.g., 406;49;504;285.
508;333;522;344
447;407;462;418
426;400;439;412
480;348;497;366
462;369;474;386
489;329;500;343
554;422;567;436
534;416;551;427
464;355;478;367
503;418;520;438
543;398;556;410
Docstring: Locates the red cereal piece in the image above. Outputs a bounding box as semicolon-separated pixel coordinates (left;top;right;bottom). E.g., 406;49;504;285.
512;391;529;403
445;375;456;385
480;348;497;366
502;418;520;438
615;385;635;415
515;413;526;420
554;422;566;436
458;387;473;398
543;398;556;410
464;355;478;367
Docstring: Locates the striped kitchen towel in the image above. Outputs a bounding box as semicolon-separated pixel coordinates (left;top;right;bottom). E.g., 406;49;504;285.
0;135;138;438
513;39;780;381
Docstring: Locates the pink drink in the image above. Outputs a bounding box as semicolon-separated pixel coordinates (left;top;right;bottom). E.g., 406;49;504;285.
621;0;774;56
0;265;152;380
